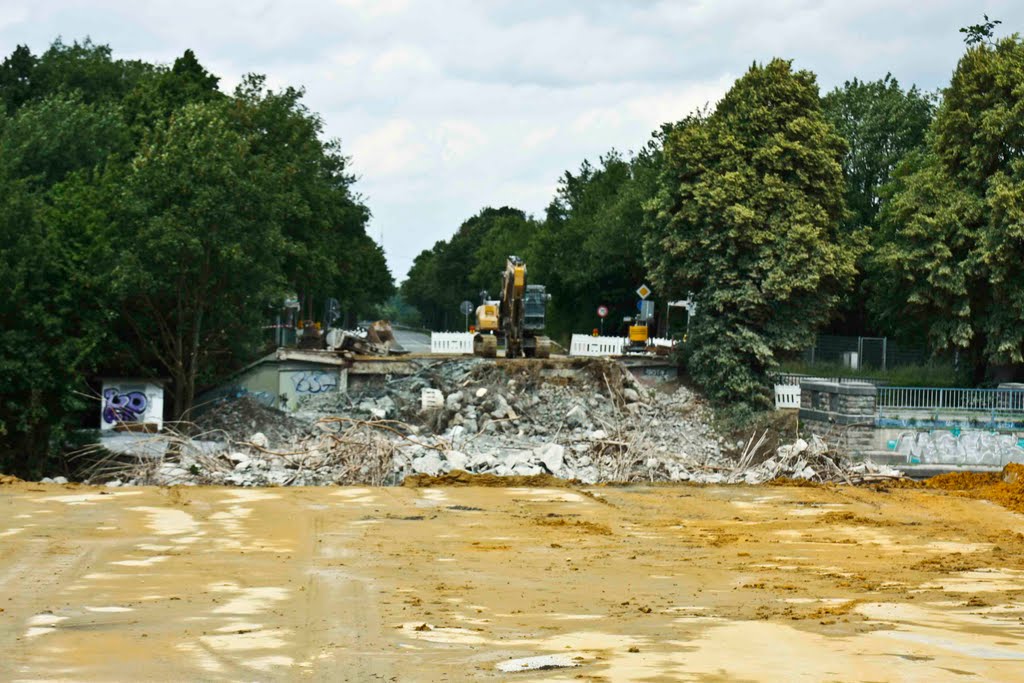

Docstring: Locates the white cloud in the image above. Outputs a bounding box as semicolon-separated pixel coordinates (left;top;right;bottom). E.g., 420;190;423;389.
349;119;427;177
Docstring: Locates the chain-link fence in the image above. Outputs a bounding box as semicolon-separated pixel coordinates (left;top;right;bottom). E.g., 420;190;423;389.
799;335;930;370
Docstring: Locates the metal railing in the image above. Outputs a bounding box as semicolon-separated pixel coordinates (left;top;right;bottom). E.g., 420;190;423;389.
877;386;1024;418
773;373;886;387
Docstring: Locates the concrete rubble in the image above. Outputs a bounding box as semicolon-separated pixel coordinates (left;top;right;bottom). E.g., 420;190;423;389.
83;358;903;487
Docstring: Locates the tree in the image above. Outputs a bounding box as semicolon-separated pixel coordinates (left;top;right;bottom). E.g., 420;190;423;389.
0;38;394;475
820;75;934;333
32;38;152;107
646;59;857;409
0;45;38;114
0;95;129;476
122;48;222;134
961;15;1002;46
228;75;392;327
402;247;444;329
400;208;535;330
114;101;288;419
531;148;661;339
822;75;934;233
869;35;1024;382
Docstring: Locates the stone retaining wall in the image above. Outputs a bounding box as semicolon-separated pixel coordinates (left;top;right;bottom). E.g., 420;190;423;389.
799;380;878;452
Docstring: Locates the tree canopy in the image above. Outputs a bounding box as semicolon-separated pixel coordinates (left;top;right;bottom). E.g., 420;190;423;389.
645;59;858;408
870;34;1024;383
0;40;392;476
401;207;536;330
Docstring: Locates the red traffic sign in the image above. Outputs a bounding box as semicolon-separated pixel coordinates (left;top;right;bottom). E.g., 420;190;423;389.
597;305;609;318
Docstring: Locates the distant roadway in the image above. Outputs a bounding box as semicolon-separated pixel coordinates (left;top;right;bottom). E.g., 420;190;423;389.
392;327;432;354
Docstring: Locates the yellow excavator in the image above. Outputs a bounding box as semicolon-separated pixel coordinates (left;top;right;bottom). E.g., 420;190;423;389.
474;256;551;358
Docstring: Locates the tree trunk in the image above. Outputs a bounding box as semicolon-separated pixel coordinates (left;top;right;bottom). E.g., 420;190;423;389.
172;368;188;423
967;335;987;387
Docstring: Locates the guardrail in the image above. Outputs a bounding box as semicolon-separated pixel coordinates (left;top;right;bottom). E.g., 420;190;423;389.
877;386;1024;418
773;373;887;386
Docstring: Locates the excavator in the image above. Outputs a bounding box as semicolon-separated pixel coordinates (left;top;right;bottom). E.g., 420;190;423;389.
474;256;551;359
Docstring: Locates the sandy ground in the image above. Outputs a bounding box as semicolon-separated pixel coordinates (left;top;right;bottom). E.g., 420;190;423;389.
2;481;1024;682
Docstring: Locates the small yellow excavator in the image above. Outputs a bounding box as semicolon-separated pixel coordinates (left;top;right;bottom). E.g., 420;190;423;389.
474;256;551;358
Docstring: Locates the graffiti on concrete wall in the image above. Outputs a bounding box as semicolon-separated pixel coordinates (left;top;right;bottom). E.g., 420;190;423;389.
102;388;149;425
291;371;339;395
896;430;1024;466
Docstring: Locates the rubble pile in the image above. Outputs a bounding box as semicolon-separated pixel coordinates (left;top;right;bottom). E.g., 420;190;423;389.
296;358;728;484
195;396;307;447
101;421;398;487
85;357;904;487
722;435;904;485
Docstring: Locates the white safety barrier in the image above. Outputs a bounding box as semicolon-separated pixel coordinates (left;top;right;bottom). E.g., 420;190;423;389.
774;384;801;410
648;337;676;348
430;332;475;355
570;334;625;357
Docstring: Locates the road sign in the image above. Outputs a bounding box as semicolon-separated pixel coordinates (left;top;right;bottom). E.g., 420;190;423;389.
460;300;474;331
636;283;652;300
596;305;609;318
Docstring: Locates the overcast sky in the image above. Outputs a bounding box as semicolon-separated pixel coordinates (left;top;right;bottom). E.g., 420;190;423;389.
3;1;1022;280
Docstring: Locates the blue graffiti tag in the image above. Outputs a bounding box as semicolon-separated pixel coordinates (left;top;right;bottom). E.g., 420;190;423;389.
292;371;338;394
103;388;149;424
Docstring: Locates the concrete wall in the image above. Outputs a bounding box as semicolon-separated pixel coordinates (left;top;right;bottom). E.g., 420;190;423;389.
200;361;347;412
886;429;1024;466
101;380;164;431
799;380;877;453
278;367;346;410
798;379;1024;465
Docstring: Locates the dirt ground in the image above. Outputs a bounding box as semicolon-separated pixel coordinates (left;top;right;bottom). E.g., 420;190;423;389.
2;480;1024;681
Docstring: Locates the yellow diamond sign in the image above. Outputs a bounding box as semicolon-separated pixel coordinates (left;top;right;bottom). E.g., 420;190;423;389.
636;284;652;300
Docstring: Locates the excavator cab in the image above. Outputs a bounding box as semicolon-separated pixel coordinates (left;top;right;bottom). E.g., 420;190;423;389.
473;298;500;357
473;257;551;359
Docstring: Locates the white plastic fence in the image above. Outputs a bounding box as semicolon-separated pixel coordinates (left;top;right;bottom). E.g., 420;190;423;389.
570;334;625;357
430;332;474;355
774;384;801;409
648;337;676;348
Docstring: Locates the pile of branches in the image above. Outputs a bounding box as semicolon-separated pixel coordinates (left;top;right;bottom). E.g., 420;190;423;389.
725;434;904;485
73;418;419;487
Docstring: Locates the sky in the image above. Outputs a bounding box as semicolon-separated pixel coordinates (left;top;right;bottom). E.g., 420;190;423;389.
3;1;1022;281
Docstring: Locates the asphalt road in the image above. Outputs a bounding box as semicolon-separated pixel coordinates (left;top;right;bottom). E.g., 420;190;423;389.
391;327;432;354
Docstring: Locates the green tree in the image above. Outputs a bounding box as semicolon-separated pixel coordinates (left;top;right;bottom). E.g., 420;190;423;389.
822;75;934;233
0;38;394;476
869;34;1024;382
646;59;857;409
0;95;129;476
532;145;662;339
122;48;223;134
33;39;152;107
402;247;444;329
0;45;38;114
401;208;534;330
229;75;392;327
114;101;288;419
821;75;934;333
